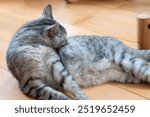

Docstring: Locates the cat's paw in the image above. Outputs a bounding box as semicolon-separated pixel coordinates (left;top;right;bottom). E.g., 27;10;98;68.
80;95;89;100
53;94;70;100
77;93;89;100
60;95;71;100
63;97;70;100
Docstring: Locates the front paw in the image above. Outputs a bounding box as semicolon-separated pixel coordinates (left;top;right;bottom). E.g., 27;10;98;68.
80;95;88;100
77;93;89;100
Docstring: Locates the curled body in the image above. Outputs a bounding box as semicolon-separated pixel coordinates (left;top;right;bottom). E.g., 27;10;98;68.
7;5;88;100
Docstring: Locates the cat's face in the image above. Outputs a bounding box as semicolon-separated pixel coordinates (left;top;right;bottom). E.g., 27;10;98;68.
24;5;68;49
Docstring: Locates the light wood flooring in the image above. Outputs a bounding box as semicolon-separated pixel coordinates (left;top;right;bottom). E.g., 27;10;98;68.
0;0;150;99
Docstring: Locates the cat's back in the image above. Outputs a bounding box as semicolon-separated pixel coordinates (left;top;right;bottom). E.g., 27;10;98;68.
67;35;123;46
60;35;125;60
61;35;108;53
59;35;118;61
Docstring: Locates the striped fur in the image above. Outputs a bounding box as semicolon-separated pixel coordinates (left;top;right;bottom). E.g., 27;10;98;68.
7;5;87;100
7;4;150;100
59;36;150;87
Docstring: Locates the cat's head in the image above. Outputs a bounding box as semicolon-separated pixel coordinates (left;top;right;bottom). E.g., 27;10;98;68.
23;4;68;49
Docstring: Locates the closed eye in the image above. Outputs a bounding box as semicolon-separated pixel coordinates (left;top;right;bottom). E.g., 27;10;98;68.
59;25;67;33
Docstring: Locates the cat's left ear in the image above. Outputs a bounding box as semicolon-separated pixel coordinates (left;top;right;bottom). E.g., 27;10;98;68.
41;4;54;19
47;23;60;37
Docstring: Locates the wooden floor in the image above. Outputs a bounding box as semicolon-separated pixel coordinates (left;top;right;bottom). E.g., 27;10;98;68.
0;0;150;100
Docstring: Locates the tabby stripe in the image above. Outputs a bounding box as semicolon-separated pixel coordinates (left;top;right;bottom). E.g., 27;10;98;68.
25;19;56;28
22;78;33;89
48;94;52;100
60;69;66;87
60;70;70;87
117;49;126;65
119;52;133;73
38;87;51;100
58;68;66;87
23;77;40;89
42;90;47;99
43;89;52;100
120;49;127;62
128;57;136;72
44;87;52;100
131;71;136;78
130;57;142;76
26;85;39;96
52;60;61;65
130;58;136;65
63;71;70;78
51;60;61;80
36;85;48;98
60;76;65;87
60;68;66;75
109;47;115;61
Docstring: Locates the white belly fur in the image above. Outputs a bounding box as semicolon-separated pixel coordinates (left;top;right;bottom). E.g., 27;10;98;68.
66;58;119;87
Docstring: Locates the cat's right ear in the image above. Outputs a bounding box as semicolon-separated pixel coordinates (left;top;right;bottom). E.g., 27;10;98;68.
41;4;54;19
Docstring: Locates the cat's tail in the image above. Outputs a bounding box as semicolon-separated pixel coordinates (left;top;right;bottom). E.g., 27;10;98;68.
19;77;70;100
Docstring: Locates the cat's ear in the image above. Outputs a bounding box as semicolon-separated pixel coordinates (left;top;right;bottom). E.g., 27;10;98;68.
47;23;60;37
51;23;60;33
41;4;54;19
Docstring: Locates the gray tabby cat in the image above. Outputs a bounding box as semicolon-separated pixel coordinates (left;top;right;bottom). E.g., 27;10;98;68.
6;5;88;100
7;4;150;100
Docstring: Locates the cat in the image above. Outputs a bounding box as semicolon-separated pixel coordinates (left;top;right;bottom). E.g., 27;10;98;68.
6;5;88;100
7;4;150;100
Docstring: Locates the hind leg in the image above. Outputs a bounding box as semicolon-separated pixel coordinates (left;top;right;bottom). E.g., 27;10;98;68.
113;52;150;82
104;68;141;83
76;68;141;88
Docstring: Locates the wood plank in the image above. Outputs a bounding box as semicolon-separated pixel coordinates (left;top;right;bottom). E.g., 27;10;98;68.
0;13;26;42
0;68;31;100
0;28;13;43
64;23;138;48
0;40;8;69
83;83;145;100
75;0;130;10
0;0;40;20
63;23;100;36
0;0;91;25
76;17;137;43
120;0;150;12
111;83;150;99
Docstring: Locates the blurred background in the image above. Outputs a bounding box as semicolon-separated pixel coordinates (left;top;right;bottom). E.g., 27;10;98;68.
1;0;150;100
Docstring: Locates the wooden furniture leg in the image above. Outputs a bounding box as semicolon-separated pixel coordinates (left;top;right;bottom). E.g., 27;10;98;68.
137;14;150;49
